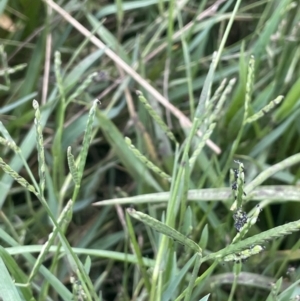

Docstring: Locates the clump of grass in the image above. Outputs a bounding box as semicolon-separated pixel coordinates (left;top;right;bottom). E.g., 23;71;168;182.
2;0;300;300
122;55;300;300
0;97;100;300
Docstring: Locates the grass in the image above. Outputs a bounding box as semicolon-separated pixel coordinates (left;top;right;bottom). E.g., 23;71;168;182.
1;0;300;300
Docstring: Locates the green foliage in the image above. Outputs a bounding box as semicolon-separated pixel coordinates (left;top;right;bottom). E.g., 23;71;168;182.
1;0;300;300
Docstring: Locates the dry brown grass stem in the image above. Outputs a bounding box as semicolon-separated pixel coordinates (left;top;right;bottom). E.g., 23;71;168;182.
43;0;221;154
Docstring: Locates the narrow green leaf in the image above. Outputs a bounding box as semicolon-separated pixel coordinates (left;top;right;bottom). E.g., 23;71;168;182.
162;253;197;301
0;256;22;301
125;211;151;292
184;253;202;301
199;224;208;249
84;256;91;275
0;247;34;300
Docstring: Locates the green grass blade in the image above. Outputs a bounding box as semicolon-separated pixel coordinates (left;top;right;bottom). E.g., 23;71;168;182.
93;185;300;206
0;247;35;300
71;99;98;202
178;12;195;119
125;211;151;292
0;256;23;301
184;253;202;301
162;253;197;301
245;153;300;194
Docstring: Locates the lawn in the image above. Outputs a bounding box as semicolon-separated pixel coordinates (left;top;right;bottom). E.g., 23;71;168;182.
0;0;300;300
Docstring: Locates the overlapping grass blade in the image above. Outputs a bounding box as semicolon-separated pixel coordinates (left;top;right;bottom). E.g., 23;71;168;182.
125;210;151;292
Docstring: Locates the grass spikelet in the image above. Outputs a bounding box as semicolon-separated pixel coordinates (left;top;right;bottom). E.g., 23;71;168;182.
232;160;246;209
28;200;73;283
71;99;98;201
232;205;262;243
124;137;171;181
0;63;27;77
245;95;284;124
0;45;10;91
207;78;227;109
78;99;98;179
0;136;19;153
189;78;230;143
0;121;19;152
189;123;216;169
0;121;40;192
212;78;236;121
66;72;98;105
222;245;264;262
136;90;177;144
67;146;79;185
71;275;87;301
127;208;202;254
243;55;255;121
220;57;256;182
0;157;37;195
204;218;300;263
54;51;65;102
33;99;46;196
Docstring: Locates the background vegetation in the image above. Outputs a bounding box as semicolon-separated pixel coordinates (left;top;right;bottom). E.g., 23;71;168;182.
0;0;300;300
